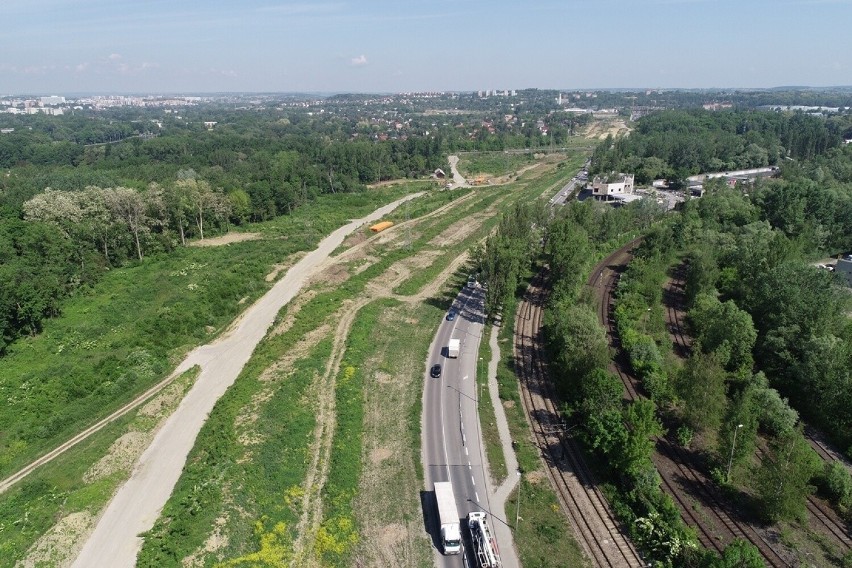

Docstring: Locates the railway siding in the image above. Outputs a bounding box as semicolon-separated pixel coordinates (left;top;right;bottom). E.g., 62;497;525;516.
514;270;644;568
665;262;852;558
590;243;792;566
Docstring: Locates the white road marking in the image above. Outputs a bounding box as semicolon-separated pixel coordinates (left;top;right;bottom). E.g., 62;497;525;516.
471;476;476;486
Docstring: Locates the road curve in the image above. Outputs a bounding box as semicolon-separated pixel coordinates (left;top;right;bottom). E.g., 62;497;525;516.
447;155;469;188
71;192;423;568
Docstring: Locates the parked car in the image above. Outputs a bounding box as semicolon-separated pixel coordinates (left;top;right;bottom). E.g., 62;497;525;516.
446;309;457;321
430;364;442;378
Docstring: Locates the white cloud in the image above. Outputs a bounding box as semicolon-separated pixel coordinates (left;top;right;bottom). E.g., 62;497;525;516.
351;54;368;66
22;65;54;75
108;53;122;61
257;3;343;16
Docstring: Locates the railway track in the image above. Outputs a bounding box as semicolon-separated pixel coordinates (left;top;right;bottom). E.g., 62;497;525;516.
664;264;852;556
588;243;792;566
513;269;645;567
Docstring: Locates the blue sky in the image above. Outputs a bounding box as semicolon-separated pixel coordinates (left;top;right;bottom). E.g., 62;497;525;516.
2;0;851;94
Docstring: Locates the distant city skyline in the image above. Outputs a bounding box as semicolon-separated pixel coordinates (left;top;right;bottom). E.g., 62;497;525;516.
2;0;851;94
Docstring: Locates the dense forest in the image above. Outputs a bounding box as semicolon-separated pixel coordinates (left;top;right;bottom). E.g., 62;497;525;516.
590;109;848;185
542;108;852;564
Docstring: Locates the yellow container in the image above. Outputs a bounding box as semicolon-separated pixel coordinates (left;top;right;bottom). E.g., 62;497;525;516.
370;221;394;233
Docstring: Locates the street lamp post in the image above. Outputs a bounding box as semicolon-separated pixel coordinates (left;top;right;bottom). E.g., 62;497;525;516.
726;424;744;482
515;470;522;529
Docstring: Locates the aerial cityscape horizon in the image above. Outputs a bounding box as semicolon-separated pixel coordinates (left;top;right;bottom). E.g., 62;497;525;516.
4;85;852;98
3;0;851;93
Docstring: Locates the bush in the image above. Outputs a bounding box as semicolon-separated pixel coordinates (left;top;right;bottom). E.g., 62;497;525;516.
819;461;852;510
753;386;798;437
676;425;694;448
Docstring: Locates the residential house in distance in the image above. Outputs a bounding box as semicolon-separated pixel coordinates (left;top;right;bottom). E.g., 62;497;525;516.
591;173;636;202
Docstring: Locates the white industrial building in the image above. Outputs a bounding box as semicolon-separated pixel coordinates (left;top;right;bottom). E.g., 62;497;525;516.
591;173;635;202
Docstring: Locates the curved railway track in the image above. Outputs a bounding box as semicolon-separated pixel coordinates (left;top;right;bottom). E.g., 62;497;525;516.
665;264;852;556
514;270;645;567
588;242;791;566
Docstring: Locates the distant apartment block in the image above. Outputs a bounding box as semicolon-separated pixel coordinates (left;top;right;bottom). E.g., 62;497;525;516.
40;95;66;106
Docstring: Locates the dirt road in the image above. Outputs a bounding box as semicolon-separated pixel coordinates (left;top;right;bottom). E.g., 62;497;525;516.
71;193;423;568
447;155;469;188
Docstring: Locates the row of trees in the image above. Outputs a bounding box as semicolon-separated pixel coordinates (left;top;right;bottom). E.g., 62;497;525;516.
474;202;548;316
0;171;237;351
23;176;230;262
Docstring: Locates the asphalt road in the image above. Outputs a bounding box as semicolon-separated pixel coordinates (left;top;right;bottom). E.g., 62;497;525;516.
549;176;583;206
423;283;501;568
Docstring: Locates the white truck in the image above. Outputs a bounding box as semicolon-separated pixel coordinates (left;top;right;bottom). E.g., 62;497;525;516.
447;338;460;358
468;511;501;568
434;481;461;555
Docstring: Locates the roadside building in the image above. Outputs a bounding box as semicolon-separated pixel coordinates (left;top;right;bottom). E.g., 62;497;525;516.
687;166;779;186
591;173;635;202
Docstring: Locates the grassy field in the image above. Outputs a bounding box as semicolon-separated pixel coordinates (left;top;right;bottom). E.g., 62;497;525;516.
477;323;508;486
131;188;513;565
3;152;594;566
331;299;439;567
457;152;537;178
0;366;199;568
0;186;417;480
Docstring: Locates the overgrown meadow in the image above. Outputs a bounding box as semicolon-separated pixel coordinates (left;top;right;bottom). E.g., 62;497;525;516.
135;157;584;566
0;186;419;479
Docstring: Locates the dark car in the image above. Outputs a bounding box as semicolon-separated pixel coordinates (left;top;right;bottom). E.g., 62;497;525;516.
430;364;442;378
446;309;457;321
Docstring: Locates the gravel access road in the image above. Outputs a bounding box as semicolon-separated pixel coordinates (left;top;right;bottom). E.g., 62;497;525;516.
447;155;469;188
72;193;423;568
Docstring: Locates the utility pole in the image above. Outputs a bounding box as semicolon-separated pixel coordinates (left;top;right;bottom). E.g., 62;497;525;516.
726;423;744;482
515;470;522;529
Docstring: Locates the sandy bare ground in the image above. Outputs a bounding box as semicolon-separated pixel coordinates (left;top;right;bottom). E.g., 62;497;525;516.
582;118;631;140
189;232;262;247
70;192;423;568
